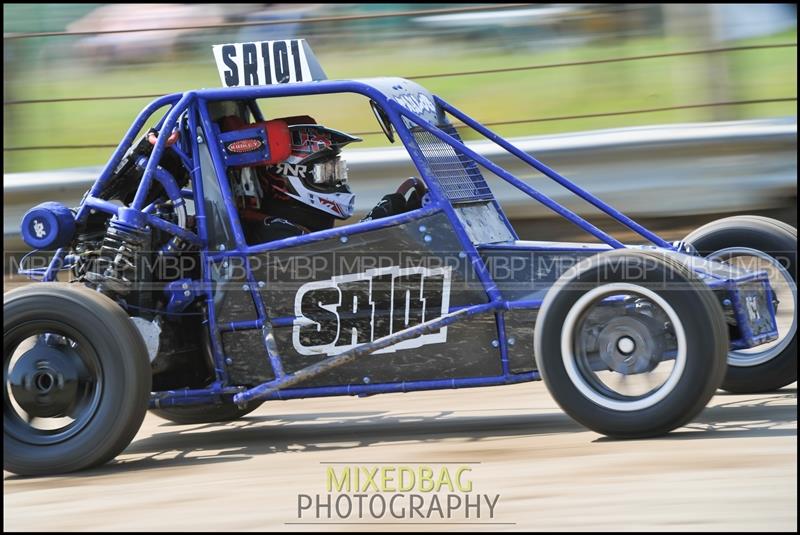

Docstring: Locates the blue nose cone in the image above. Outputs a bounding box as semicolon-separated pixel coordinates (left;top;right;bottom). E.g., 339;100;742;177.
21;202;76;250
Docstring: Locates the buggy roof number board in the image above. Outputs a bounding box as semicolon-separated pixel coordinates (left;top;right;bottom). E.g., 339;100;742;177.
212;39;327;87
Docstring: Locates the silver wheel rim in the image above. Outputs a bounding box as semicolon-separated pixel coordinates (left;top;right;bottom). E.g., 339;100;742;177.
708;247;797;367
560;283;687;412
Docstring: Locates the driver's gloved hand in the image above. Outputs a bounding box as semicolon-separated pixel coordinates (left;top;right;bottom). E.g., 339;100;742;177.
360;193;408;222
406;189;422;211
244;217;307;243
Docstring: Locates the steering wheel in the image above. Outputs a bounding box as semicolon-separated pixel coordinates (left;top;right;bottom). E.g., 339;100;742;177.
396;177;427;200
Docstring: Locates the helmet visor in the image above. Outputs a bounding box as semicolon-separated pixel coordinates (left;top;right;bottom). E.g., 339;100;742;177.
311;157;348;187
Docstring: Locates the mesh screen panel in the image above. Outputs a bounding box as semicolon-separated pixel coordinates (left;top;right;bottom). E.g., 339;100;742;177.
411;123;493;202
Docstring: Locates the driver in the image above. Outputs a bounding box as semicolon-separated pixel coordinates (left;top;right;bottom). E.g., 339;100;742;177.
235;116;424;244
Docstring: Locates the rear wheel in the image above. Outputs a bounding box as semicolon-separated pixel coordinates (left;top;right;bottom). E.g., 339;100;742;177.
535;250;728;438
683;215;797;393
4;283;151;475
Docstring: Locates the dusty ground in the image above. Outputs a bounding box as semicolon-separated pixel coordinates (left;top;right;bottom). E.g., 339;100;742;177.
3;382;796;532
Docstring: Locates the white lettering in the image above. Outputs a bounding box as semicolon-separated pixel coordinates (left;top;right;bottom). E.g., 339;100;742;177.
292;266;452;356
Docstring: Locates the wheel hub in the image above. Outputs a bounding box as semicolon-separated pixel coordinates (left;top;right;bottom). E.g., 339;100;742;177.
597;315;665;374
616;336;636;354
8;342;89;418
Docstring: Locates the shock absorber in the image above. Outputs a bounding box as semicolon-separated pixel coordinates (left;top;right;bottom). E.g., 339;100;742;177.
84;218;151;297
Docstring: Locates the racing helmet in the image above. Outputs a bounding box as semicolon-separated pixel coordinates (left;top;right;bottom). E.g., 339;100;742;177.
268;121;362;220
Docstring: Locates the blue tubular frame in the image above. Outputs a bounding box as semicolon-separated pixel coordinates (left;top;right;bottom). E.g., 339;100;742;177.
30;77;777;408
131;92;196;211
188;106;232;385
42;93;201;282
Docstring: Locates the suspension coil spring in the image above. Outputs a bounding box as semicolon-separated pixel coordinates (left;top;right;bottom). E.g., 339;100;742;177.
84;218;150;296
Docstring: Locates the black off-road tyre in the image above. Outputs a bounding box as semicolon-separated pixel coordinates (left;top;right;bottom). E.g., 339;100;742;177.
535;250;728;438
683;215;797;393
4;283;151;475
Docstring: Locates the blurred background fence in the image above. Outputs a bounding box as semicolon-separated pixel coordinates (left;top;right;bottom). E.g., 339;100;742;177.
2;3;797;248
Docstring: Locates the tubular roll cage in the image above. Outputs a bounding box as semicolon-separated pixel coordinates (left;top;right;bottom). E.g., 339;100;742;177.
41;78;691;408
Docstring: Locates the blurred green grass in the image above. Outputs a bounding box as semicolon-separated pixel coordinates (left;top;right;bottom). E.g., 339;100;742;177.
3;30;796;173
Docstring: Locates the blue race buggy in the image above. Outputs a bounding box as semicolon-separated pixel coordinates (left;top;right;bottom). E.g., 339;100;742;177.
4;40;797;476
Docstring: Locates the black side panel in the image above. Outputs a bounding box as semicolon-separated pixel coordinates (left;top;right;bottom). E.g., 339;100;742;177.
270;315;500;387
481;249;598;301
504;309;538;374
222;330;275;386
228;211;503;387
212;262;259;324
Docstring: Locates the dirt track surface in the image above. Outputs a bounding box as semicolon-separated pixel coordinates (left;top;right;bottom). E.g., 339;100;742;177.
3;382;796;532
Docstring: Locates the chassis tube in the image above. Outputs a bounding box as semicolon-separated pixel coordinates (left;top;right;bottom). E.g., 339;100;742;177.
393;105;627;249
196;98;249;249
436;97;673;249
265;372;539;401
150;372;540;407
131;92;195;211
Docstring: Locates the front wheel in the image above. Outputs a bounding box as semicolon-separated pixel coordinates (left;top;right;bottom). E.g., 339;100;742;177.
535;250;728;438
4;283;151;476
682;215;797;393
